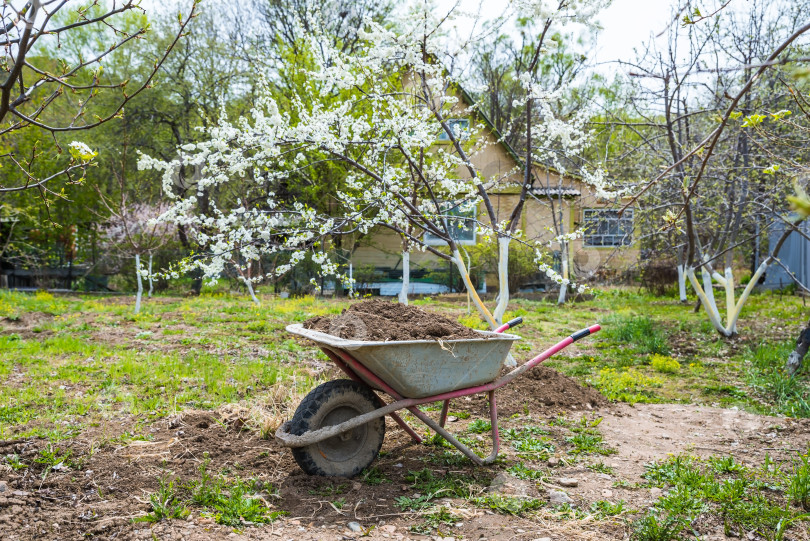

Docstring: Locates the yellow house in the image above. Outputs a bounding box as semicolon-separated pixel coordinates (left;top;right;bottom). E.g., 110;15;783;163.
349;88;639;295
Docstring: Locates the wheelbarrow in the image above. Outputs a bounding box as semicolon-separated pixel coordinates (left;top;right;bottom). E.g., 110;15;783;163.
275;317;601;477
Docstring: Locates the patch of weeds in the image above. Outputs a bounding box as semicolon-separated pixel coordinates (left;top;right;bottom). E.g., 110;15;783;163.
603;314;670;355
34;444;76;475
3;454;27;470
590;499;626;518
359;466;389;485
650;354;680;374
395;493;435;511
787;453;810;511
746;342;810;417
467;419;491;434
135;478;189;523
709;455;746;474
566;418;616;456
587;461;616;475
631;512;686;541
503;425;554;459
396;468;479;510
424;432;453;448
593;368;662;404
702;384;747;399
424;505;461;529
471;493;543;515
187;459;278;526
639;453;808;538
507;462;546;481
451;411;471;420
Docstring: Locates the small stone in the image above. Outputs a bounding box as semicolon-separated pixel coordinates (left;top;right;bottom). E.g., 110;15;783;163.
380;525;397;533
557;477;578;487
531;538;552;541
347;521;363;533
448;416;459;422
547;490;573;505
601;489;613;498
650;487;662;499
0;482;6;493
547;457;561;468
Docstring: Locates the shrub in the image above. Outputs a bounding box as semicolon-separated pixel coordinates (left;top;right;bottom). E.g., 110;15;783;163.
650;354;680;374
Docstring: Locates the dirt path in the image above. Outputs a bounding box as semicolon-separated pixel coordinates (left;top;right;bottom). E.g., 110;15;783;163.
2;401;808;541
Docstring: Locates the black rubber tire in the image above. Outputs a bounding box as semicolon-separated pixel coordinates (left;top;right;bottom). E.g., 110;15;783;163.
289;379;385;477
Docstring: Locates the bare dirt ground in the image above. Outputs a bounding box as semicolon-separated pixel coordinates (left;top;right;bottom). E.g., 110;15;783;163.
2;399;809;541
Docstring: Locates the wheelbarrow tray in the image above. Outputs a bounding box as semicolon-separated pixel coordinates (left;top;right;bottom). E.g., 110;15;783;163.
286;324;520;398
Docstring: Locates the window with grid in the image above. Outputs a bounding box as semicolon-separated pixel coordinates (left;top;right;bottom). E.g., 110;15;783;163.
583;209;633;247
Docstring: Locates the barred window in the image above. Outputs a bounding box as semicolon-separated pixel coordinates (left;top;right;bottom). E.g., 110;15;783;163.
583;209;633;247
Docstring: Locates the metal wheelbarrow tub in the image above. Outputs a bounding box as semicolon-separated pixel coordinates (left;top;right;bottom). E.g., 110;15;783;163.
286;324;521;398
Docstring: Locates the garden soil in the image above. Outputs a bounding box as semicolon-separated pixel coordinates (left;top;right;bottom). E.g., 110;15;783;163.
3;405;810;540
457;366;608;416
303;299;481;341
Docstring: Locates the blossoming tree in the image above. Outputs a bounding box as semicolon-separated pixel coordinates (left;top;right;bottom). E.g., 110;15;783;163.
140;0;616;328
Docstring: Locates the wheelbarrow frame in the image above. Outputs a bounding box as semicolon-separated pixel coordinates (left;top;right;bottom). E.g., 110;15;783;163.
275;319;601;466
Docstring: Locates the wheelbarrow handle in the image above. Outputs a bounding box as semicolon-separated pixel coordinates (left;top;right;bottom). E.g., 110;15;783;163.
494;317;523;333
571;324;601;341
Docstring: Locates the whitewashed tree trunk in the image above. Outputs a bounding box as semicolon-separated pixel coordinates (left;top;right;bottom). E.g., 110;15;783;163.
147;253;154;298
724;266;736;334
557;243;569;305
398;251;409;305
492;237;511;324
677;264;687;302
134;254;143;314
244;278;260;305
686;267;726;335
453;249;515;366
701;266;718;314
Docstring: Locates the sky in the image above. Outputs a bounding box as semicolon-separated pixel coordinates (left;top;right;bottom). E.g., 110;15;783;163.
433;0;681;78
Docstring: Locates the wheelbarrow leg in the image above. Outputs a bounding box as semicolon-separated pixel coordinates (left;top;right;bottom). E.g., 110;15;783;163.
439;400;451;428
322;347;422;444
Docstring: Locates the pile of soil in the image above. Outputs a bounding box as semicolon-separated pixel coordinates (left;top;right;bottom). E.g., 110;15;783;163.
460;366;608;416
303;299;481;341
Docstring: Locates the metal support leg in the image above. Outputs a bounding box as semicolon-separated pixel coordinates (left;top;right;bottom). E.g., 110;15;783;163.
439;400;450;428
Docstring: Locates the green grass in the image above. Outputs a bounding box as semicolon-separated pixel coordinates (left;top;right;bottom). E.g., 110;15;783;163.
633;453;810;539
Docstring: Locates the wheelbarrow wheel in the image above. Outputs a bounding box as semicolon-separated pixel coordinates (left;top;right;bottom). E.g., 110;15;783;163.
289;379;385;477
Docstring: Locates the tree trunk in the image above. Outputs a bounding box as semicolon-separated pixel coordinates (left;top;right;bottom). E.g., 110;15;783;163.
787;321;810;376
492;237;511;323
147;253;154;298
677;264;687;302
245;278;260;305
134;254;143;314
557;243;569;305
701;266;718;314
398;251;409;305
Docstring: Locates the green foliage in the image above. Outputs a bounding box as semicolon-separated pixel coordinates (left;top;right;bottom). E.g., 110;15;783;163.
787;453;810;511
470;493;543;515
135;478;189;523
186;459;278;526
603;314;670;355
593;368;663;403
467;419;492;434
650;354;680;374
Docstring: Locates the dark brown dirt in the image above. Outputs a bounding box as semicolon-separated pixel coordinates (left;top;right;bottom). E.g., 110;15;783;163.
459;366;608;416
303;299;481;341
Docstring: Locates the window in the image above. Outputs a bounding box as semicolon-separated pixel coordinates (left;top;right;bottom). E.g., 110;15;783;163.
424;204;477;245
437;119;470;141
583;209;633;247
